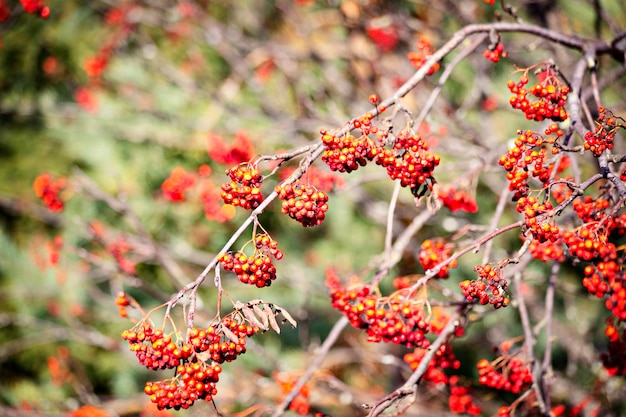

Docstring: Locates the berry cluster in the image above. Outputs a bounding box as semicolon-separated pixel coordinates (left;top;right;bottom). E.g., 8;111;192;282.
583;107;624;157
404;343;460;386
562;226;614;262
143;362;222;410
566;192;626;324
572;196;611;224
498;129;559;201
33;173;67;212
275;182;329;227
321;131;377;173
601;318;626;376
437;185;478;213
115;291;131;318
567;190;626;377
527;236;566;263
582;262;616;298
122;304;271;410
162;167;196;202
218;250;278;287
408;35;440;75
571;195;626;240
476;356;533;393
448;376;482;416
483;42;507;63
326;270;430;348
375;131;440;188
19;0;50;18
460;264;510;309
353;110;388;136
187;318;259;363
220;163;264;210
605;271;626;322
516;196;560;243
122;323;193;370
254;233;284;259
418;238;457;278
507;72;569;122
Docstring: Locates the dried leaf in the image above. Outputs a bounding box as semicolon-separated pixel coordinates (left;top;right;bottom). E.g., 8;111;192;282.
221;325;239;343
264;304;280;334
278;307;297;328
242;306;267;330
253;304;269;329
196;350;212;362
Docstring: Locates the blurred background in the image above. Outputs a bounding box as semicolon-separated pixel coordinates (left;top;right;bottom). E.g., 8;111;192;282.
1;0;625;416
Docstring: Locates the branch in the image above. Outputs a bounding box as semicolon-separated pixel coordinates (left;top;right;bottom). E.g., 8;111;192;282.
539;261;560;412
513;264;548;415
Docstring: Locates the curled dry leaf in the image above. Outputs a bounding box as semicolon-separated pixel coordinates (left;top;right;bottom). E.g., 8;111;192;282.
221;324;239;343
277;307;297;328
264;304;281;334
253;304;270;329
242;306;268;330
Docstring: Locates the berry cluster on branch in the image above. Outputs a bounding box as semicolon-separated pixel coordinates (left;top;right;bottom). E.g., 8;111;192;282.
376;130;440;188
220;163;264;210
483;42;507;63
275;182;329;227
583;107;624;157
120;302;290;410
418;238;458;278
143;362;222;410
460;263;510;309
122;323;194;371
477;355;533;394
321;131;377;173
326;269;431;348
507;68;569;122
218;233;283;287
187;318;259;363
33;173;68;212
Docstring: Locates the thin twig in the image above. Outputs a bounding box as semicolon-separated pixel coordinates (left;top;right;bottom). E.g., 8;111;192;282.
483;186;511;264
385;181;402;254
540;261;560;412
414;33;489;130
513;264;547;415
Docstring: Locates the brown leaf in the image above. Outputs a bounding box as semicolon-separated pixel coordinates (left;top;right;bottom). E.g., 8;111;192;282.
264;304;281;334
221;324;239;343
242;306;267;330
253;303;270;329
278;307;297;328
